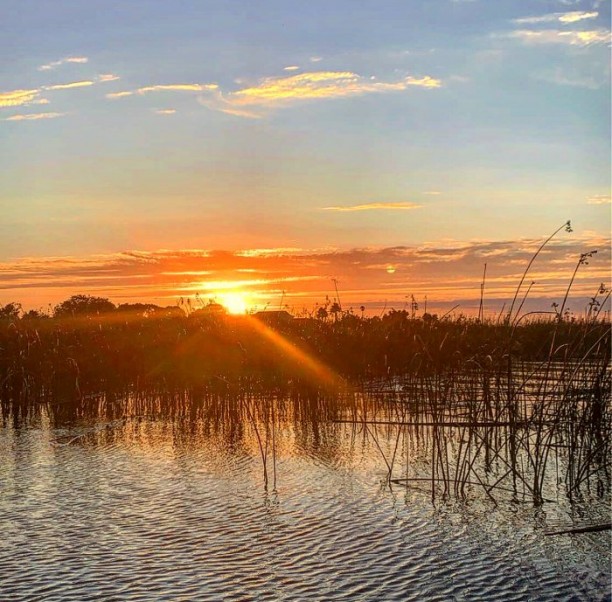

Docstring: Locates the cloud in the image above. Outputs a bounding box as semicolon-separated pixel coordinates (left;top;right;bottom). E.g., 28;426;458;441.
0;89;41;108
4;112;66;121
105;71;440;117
283;66;300;71
587;194;611;205
106;91;134;99
555;11;599;23
513;11;599;25
107;83;218;99
310;57;323;63
138;84;217;93
2;70;118;112
322;202;422;212
199;71;442;118
43;80;95;91
506;29;611;46
235;248;304;258
98;74;120;83
38;56;89;71
154;109;176;115
232;72;441;105
2;236;609;314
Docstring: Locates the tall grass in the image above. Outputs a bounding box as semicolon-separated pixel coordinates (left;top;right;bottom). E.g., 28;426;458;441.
0;227;610;505
0;309;608;403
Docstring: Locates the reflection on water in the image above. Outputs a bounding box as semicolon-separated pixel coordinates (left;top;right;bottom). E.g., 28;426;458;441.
1;393;610;601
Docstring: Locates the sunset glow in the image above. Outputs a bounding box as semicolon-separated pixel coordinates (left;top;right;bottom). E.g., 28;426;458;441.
0;1;609;315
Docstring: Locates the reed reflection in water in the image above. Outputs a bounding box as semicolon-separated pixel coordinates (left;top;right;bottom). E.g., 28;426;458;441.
0;388;610;601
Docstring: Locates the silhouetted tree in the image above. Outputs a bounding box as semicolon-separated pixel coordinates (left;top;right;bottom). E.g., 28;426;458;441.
0;302;21;320
117;303;162;317
54;295;116;318
22;309;48;320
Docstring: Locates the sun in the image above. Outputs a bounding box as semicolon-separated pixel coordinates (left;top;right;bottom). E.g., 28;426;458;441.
217;291;249;314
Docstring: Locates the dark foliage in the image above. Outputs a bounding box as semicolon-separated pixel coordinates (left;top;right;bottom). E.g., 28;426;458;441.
0;304;609;404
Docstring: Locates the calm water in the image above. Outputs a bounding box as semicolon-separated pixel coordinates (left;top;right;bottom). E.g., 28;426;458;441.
0;400;610;602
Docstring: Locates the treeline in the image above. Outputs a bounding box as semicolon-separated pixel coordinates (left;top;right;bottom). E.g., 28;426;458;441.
0;294;609;404
0;295;184;320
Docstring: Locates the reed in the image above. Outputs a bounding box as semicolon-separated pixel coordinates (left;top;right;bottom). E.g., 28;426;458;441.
0;230;609;505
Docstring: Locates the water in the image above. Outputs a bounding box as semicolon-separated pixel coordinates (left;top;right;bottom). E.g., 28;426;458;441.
0;400;610;601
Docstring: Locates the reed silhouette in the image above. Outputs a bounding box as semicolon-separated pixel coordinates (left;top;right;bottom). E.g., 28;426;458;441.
0;225;610;505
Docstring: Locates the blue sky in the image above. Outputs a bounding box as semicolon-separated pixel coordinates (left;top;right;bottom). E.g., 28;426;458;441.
1;0;610;310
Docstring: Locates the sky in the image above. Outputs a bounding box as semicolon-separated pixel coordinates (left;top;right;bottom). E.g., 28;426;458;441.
1;0;610;315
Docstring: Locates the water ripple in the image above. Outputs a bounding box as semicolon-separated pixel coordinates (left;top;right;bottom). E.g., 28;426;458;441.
0;422;609;601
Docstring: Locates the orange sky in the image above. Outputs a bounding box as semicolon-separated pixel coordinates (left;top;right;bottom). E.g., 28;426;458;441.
2;232;609;317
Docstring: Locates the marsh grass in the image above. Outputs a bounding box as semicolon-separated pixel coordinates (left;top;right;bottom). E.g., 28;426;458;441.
0;223;610;505
349;354;610;505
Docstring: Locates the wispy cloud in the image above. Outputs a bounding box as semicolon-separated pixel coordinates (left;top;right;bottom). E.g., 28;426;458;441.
4;112;66;121
139;84;217;93
506;29;611;46
557;11;598;23
0;89;41;108
2;72;115;110
182;275;318;292
106;83;218;99
154;109;176;115
43;80;94;91
106;91;133;99
235;248;304;257
103;70;441;117
38;56;88;71
587;194;611;205
513;11;599;25
98;73;120;83
322;202;422;212
199;71;442;118
232;72;441;104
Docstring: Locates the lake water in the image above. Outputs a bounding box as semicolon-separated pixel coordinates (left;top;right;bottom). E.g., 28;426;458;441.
1;396;610;601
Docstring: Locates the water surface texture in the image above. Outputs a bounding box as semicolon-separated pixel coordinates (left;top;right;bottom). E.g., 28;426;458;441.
1;402;610;602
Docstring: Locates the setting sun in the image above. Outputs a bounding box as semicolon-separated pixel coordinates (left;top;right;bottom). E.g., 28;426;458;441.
216;291;250;314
